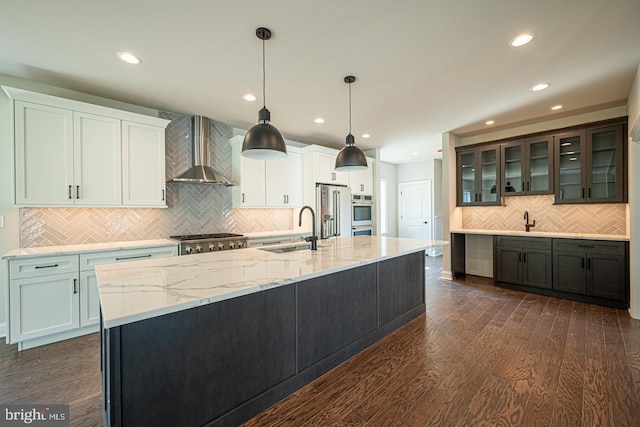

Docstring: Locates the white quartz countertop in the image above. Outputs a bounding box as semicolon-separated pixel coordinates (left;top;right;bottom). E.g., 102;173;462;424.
450;229;629;241
97;236;448;328
2;239;178;260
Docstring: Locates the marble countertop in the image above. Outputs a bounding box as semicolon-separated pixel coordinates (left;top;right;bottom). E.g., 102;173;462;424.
450;229;629;241
2;239;178;260
97;236;448;329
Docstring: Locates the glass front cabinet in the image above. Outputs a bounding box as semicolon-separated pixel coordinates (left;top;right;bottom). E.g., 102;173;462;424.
456;145;500;206
501;136;553;196
555;125;624;204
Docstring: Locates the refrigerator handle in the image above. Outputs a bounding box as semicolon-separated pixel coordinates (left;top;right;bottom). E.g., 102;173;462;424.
332;191;338;236
336;191;341;236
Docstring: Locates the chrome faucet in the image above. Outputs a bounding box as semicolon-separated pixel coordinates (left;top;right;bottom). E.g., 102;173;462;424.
524;211;536;232
298;206;318;250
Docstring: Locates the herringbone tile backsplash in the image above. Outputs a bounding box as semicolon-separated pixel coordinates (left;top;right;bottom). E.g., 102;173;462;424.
461;194;626;235
20;112;293;247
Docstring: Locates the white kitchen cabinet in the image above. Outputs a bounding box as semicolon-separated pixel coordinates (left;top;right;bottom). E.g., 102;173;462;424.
14;101;74;205
74;112;122;205
349;157;374;195
122;121;167;207
265;151;303;207
314;151;349;185
4;86;170;207
6;243;178;350
235;154;266;207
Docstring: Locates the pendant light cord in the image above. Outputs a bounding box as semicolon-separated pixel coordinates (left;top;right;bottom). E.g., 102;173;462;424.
262;37;266;109
348;81;352;135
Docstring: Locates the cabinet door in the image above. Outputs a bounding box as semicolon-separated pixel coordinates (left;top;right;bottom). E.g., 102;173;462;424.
265;151;302;207
525;137;553;194
349;163;373;195
478;146;499;205
522;249;552;289
80;271;101;327
555;131;586;204
240;156;266;207
587;254;626;301
285;151;303;206
586;126;624;203
9;273;79;342
73;112;122;206
457;149;477;205
315;152;348;185
553;251;587;294
501;141;525;195
496;247;522;284
14;101;74;205
122;121;167;207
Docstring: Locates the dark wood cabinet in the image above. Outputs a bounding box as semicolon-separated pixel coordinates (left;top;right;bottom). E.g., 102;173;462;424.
501;136;553;196
456;145;500;206
553;239;627;302
495;236;552;289
554;124;625;204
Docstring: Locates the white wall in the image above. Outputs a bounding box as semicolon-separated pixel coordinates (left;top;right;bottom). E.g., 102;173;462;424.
627;61;640;319
397;160;435;183
378;161;398;236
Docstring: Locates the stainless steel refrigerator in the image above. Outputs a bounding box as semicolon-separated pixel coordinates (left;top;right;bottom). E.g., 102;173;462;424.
316;184;352;239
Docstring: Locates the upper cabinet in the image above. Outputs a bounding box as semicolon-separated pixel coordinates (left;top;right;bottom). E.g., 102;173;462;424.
349;158;374;195
501;136;553;196
230;136;302;208
305;149;349;186
456;144;500;206
455;118;627;206
4;87;170;207
555;124;625;204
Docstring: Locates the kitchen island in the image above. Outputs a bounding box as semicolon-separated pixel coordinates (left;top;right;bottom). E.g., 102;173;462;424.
97;236;445;427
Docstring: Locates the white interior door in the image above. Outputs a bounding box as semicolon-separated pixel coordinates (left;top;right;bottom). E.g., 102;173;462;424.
399;180;432;240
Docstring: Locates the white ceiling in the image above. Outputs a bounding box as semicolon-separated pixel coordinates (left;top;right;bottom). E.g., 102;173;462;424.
1;0;639;164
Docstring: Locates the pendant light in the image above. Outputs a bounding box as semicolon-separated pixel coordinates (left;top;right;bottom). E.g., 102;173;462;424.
335;75;368;171
241;27;287;160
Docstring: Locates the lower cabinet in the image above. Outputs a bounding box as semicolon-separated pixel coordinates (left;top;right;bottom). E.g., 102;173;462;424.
7;244;178;350
553;239;627;301
495;236;552;289
493;235;628;308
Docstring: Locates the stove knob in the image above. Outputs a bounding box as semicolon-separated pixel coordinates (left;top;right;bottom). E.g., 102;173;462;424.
218;243;225;250
185;246;192;254
229;243;236;249
238;242;244;248
196;245;203;253
209;244;215;251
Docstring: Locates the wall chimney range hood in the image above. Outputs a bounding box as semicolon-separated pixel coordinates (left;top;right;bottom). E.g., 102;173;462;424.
172;115;234;185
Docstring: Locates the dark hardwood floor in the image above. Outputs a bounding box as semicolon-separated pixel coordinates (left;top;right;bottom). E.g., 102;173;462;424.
2;255;639;426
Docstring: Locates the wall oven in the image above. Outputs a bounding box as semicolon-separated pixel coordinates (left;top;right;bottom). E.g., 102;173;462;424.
352;226;373;236
352;195;373;227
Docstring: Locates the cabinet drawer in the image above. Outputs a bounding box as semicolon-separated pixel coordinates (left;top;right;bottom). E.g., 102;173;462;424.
496;236;552;250
248;236;298;247
79;246;178;271
552;239;625;255
10;255;79;280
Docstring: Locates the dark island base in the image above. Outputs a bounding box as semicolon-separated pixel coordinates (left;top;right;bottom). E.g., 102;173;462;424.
102;251;426;427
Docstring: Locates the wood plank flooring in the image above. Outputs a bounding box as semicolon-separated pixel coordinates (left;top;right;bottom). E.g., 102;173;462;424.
1;255;639;426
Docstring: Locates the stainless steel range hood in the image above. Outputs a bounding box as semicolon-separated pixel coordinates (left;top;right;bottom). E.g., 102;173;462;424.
172;115;234;185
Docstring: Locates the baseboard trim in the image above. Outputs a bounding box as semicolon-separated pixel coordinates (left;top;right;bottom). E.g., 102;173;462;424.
441;270;453;280
0;322;6;339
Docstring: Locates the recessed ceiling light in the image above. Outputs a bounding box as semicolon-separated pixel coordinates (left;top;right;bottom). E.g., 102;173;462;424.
485;120;495;125
117;52;142;65
530;83;550;92
314;118;325;124
362;133;370;138
412;152;419;156
509;33;535;47
551;105;563;110
243;94;257;102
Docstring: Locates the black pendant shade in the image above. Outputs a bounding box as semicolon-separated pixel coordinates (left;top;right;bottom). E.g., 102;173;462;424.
241;27;287;160
335;75;367;172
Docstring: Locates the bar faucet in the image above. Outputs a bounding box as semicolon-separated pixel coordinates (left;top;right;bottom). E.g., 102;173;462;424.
298;206;318;250
524;210;536;232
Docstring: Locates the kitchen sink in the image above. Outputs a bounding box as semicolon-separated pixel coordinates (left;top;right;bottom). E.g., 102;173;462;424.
259;243;327;254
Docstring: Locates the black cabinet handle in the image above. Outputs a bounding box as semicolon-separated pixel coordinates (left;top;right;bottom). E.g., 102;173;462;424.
68;185;72;199
162;189;165;201
242;193;245;203
587;258;591;270
588;187;591;198
35;264;59;269
115;254;152;261
581;257;585;269
522;182;525;191
518;252;522;262
578;245;595;248
76;185;80;199
73;278;78;294
523;253;527;263
582;188;585;198
284;194;287;203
